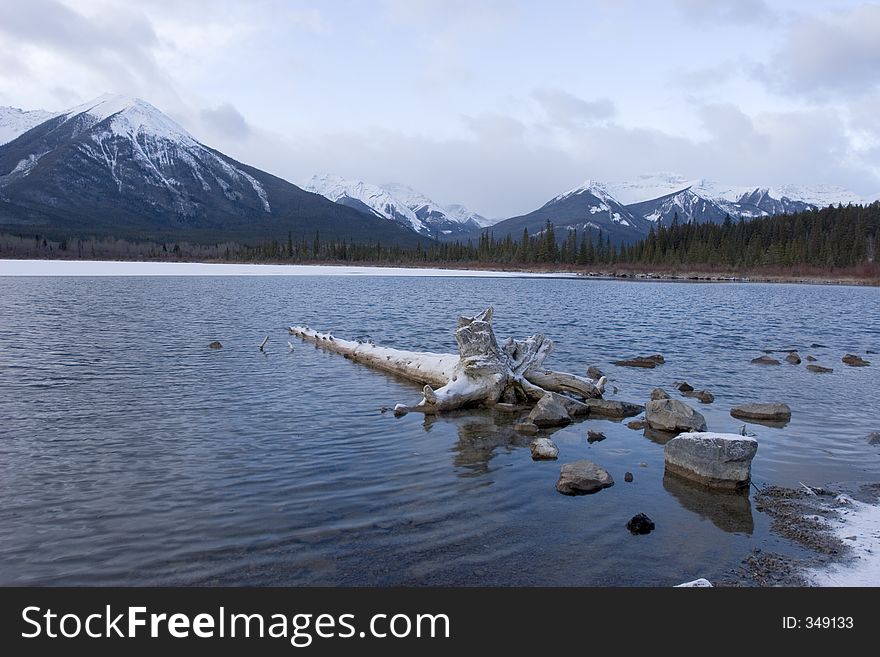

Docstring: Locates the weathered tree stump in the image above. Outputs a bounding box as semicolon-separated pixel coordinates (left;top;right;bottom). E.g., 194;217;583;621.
290;307;606;416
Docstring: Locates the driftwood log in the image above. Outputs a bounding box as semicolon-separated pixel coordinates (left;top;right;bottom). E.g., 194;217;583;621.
289;307;607;415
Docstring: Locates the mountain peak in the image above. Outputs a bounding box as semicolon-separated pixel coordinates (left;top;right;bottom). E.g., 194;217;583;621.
61;94;194;143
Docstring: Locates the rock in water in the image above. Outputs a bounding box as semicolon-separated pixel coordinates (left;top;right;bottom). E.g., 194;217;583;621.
208;341;222;349
393;404;409;417
626;513;655;534
750;355;781;365
730;402;791;422
514;422;539;434
556;461;614;495
674;578;713;588
842;354;870;367
677;381;694;393
587;365;604;380
530;438;559;460
627;419;646;430
528;394;572;427
587;430;606;443
867;432;880;446
664;432;758;489
650;388;670;400
695;390;714;404
785;351;801;365
645;399;708;433
806;355;817;361
613;354;665;368
806;364;833;373
624;472;634;482
583;398;644;419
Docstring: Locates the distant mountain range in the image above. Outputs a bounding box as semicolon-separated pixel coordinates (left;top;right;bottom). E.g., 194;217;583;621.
0;95;873;247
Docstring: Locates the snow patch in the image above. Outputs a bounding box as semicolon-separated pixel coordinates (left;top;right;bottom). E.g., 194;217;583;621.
808;497;880;587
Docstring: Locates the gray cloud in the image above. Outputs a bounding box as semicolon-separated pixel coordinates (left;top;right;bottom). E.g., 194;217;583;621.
200;103;252;139
673;0;777;25
532;89;616;128
758;5;880;99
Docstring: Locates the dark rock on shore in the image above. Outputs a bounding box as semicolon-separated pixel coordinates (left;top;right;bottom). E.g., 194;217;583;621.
556;460;614;495
730;402;791;423
842;354;870;367
751;355;781;365
626;513;655;534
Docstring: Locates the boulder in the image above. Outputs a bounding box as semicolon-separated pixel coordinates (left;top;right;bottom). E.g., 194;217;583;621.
651;388;670;400
556;460;614;495
730;402;791;422
867;432;880;446
613;354;664;368
587;430;606;443
587;365;604;380
842;354;870;367
624;471;634;482
806;364;833;373
664;432;758;489
677;381;694;393
530;437;559;460
208;341;222;349
785;351;801;365
514;422;539;434
695;390;714;404
626;419;646;430
645;399;708;433
750;355;780;365
583;398;644;419
626;513;655;534
528;394;572;427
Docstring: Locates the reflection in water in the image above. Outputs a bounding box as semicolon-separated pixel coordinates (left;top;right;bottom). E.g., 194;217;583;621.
642;426;678;445
663;473;754;535
424;410;531;476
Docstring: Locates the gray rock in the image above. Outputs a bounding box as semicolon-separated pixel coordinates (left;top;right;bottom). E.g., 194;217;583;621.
530;437;559;460
677;381;694;393
645;399;708;433
514;422;539;434
664;432;758;490
806;364;833;373
208;341;222;349
626;419;646;430
842;354;870;367
730;402;791;422
650;388;670;401
528;394;572;427
587;365;604;380
612;354;665;368
806;355;817;362
624;471;634;482
583;398;644;419
867;432;880;446
695;390;714;404
750;355;781;365
785;351;801;365
556;460;614;495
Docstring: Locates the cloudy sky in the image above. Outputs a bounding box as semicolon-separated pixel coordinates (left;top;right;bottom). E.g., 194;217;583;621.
1;0;878;217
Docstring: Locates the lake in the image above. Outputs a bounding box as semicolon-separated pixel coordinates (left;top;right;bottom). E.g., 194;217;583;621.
0;272;878;585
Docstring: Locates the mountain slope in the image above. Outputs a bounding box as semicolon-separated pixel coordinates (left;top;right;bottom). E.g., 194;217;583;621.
626;188;730;226
0;95;423;245
489;180;650;244
0;107;55;146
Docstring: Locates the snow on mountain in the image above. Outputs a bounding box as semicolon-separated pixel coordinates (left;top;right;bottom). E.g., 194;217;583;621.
0;107;55;146
626;187;729;226
305;174;490;237
549;179;644;229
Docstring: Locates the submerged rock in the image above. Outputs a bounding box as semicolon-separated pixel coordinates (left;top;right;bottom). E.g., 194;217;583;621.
208;341;222;349
842;354;870;367
613;354;665;369
583;398;644;419
677;381;694;393
867;432;880;446
528;394;572;427
556;460;614;495
530;437;559;460
730;402;791;422
785;351;802;365
806;364;833;373
664;432;758;490
750;355;781;365
626;513;655;534
645;399;708;433
587;430;606;443
695;390;714;404
624;471;634;482
393;404;409;417
627;419;646;430
514;422;540;434
650;388;670;401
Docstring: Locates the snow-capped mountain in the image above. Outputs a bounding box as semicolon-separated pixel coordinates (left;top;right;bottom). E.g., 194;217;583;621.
626;187;729;226
489;179;651;244
305;174;491;238
0;94;423;245
0;107;56;146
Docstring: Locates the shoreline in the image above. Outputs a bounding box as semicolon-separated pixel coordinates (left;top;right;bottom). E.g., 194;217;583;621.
0;258;877;285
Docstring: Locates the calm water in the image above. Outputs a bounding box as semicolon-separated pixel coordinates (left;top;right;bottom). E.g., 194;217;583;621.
0;275;878;586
